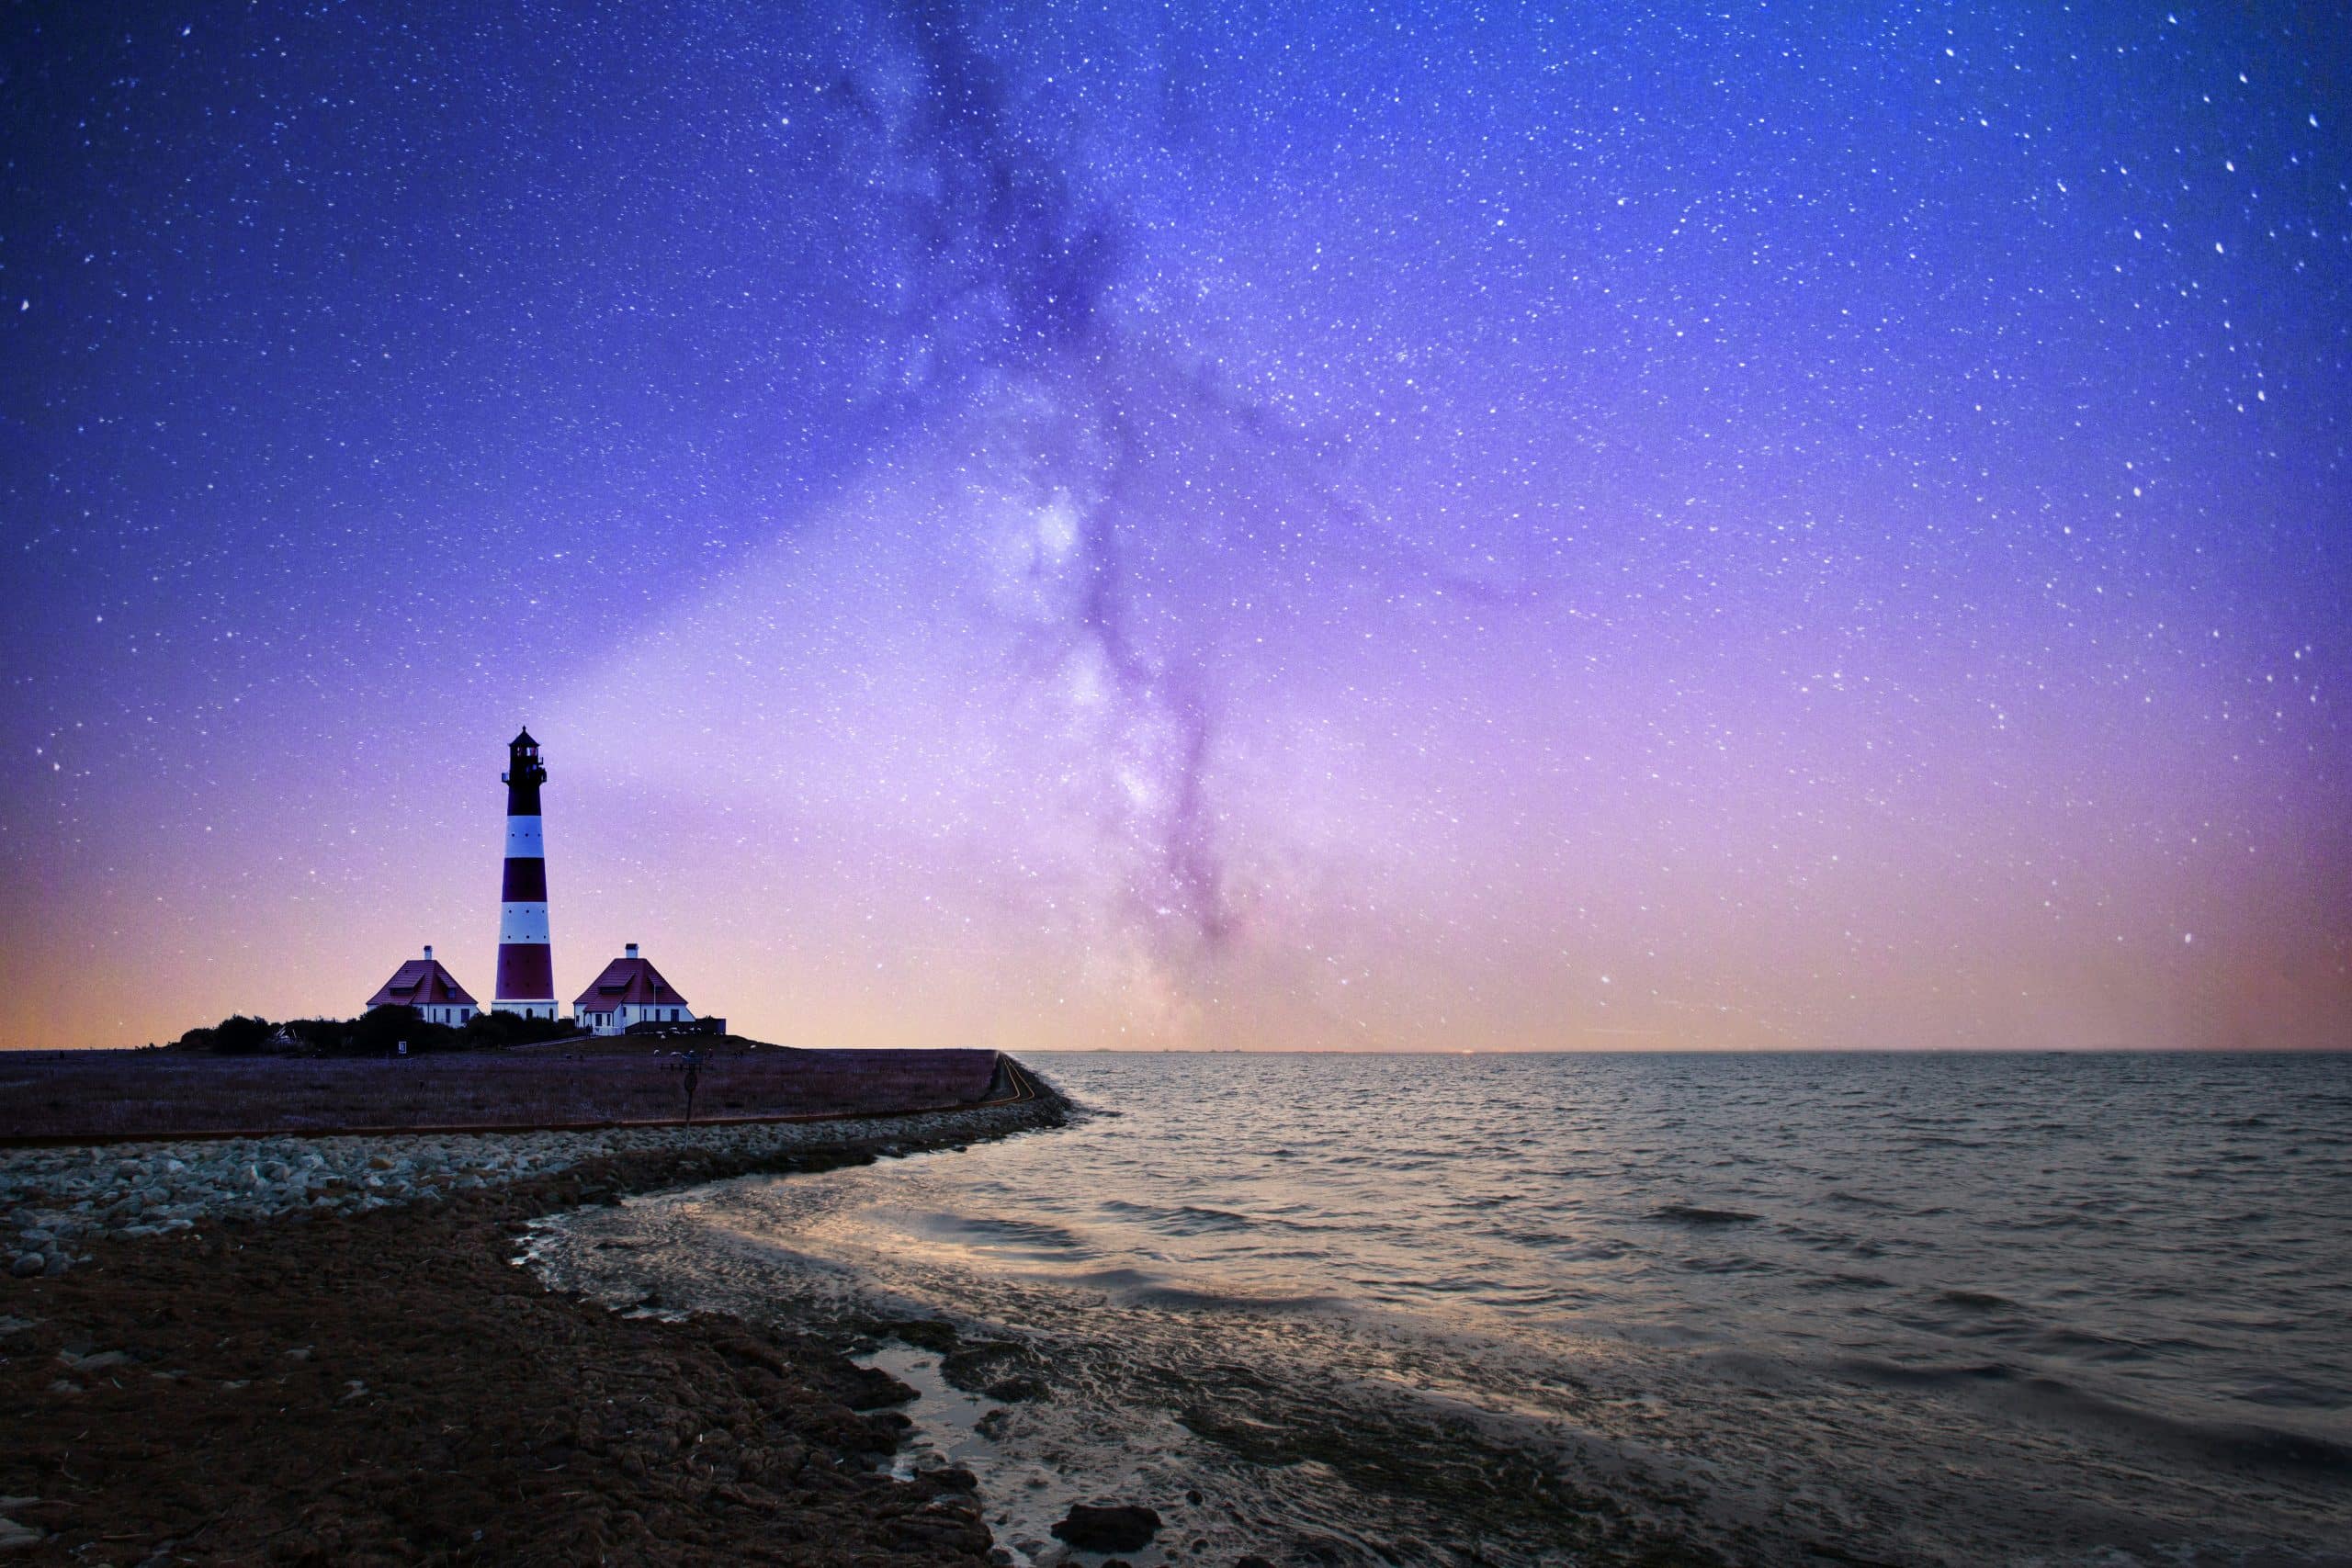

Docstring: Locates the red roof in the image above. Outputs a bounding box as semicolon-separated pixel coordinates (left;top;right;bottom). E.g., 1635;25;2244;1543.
368;957;479;1010
572;955;689;1012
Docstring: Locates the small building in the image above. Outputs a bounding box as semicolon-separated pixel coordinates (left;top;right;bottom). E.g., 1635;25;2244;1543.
368;945;481;1027
573;943;696;1035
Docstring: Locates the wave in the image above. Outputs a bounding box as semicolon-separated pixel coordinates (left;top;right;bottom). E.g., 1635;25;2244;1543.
1834;1357;2352;1477
1800;1270;1895;1291
1099;1198;1261;1235
911;1212;1092;1254
1935;1288;2018;1311
1652;1203;1761;1224
1834;1355;2030;1388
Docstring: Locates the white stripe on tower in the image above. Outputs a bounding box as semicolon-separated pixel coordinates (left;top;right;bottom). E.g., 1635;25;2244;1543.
498;902;551;944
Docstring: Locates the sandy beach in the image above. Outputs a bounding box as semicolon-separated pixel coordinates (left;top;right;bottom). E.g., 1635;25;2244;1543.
0;1078;1070;1565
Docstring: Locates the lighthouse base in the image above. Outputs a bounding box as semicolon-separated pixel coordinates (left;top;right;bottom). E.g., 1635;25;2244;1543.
491;1000;560;1021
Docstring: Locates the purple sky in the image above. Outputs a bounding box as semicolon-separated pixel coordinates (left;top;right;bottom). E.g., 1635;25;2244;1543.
4;0;2346;1051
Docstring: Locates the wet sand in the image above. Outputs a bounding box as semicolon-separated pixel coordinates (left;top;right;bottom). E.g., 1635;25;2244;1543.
0;1097;1065;1565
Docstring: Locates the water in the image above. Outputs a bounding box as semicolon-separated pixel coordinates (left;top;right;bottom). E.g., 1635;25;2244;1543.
527;1052;2352;1566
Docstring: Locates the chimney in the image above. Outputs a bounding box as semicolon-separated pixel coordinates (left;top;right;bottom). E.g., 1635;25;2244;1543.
424;944;435;962
626;942;639;960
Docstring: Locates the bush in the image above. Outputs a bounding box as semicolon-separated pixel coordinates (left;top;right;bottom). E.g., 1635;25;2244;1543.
351;1004;461;1055
164;1006;568;1057
276;1017;359;1055
171;1014;277;1055
462;1010;578;1048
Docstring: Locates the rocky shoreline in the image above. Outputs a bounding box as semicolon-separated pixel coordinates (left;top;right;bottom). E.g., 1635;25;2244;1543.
0;1077;1071;1564
2;1094;1056;1280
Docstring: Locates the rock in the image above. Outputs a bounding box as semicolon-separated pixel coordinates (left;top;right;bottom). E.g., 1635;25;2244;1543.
1235;1557;1276;1568
7;1253;40;1279
840;1363;917;1410
1050;1504;1161;1553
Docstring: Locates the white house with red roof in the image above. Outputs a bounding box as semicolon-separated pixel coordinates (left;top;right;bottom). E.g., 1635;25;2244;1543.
572;943;695;1035
367;945;480;1027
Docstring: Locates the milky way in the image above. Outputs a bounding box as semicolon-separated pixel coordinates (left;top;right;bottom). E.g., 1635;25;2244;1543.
3;0;2346;1050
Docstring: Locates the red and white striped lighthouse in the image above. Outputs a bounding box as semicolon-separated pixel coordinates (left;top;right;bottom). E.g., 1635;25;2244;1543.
492;728;558;1019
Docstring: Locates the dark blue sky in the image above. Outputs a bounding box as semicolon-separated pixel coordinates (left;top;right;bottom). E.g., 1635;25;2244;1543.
5;0;2347;1050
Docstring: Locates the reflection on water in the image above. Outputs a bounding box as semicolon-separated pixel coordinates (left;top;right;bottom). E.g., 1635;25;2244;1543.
530;1052;2352;1566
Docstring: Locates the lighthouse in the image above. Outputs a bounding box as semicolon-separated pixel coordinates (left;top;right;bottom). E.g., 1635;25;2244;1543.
492;728;559;1019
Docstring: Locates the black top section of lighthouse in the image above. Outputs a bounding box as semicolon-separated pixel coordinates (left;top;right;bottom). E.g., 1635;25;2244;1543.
503;728;547;816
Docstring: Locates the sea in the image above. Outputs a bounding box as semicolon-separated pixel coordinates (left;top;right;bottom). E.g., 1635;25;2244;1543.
526;1052;2351;1567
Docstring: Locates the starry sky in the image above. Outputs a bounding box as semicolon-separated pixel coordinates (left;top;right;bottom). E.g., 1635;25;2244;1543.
4;0;2347;1053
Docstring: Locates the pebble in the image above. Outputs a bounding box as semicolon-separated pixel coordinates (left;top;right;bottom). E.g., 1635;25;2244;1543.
0;1094;1063;1264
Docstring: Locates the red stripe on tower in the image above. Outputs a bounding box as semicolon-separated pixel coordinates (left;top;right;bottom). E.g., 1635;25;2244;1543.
492;728;557;1019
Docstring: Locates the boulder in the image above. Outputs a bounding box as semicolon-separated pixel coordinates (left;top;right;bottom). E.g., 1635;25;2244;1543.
8;1253;41;1279
1050;1504;1161;1553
